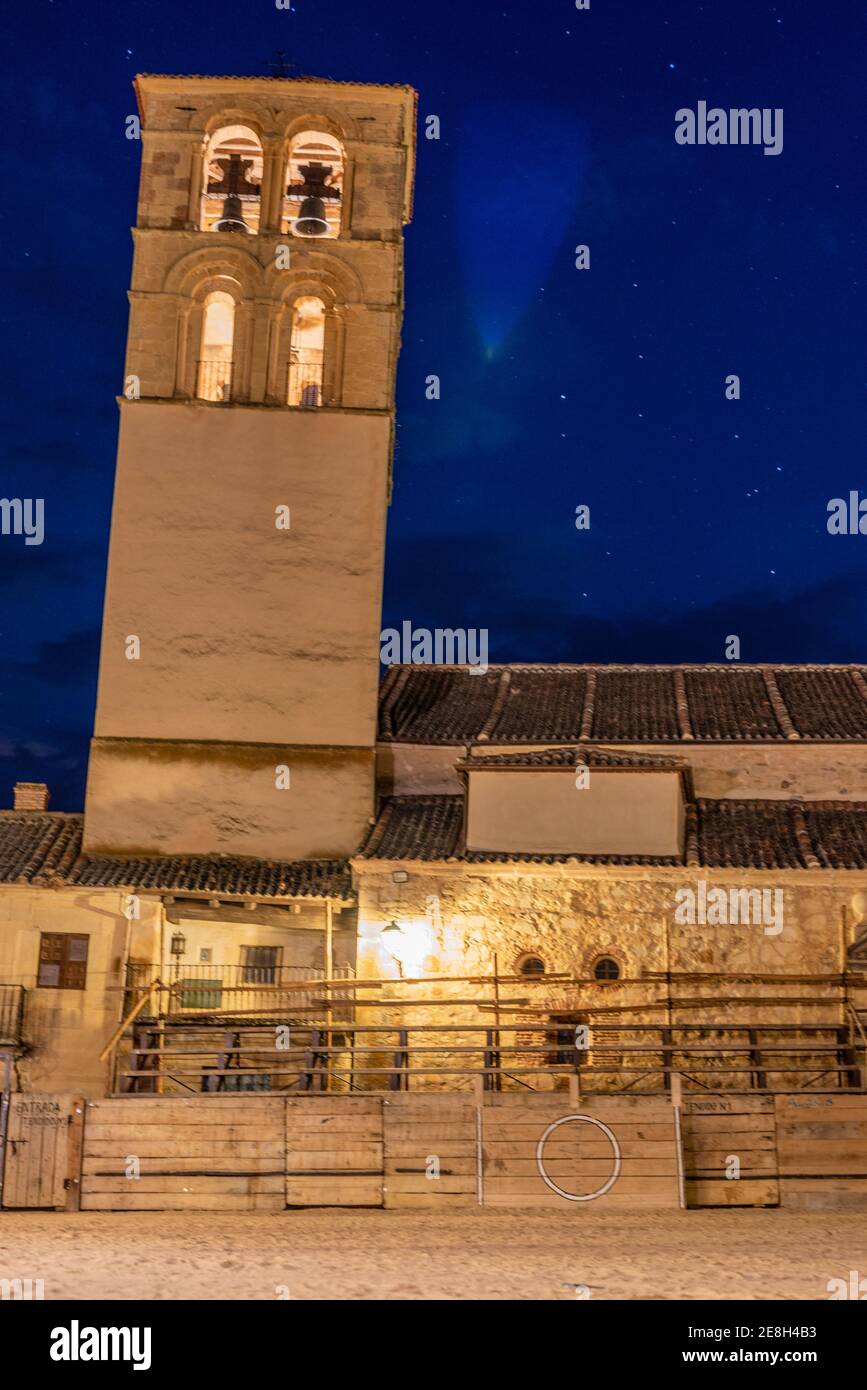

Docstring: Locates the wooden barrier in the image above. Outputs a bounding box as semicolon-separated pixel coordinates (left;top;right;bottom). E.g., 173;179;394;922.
775;1094;867;1210
285;1096;383;1207
58;1091;867;1214
681;1095;779;1208
383;1094;478;1208
80;1097;284;1211
481;1094;680;1209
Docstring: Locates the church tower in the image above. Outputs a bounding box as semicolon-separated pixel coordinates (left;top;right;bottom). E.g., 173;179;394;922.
83;73;416;858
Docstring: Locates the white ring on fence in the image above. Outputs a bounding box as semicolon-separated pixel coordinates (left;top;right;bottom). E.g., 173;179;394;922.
535;1114;622;1202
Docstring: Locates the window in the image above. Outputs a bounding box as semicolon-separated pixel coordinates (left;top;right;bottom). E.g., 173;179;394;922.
287;296;325;406
37;933;89;990
593;956;620;981
201;126;263;234
241;945;282;984
518;955;546;977
197;290;235;402
284;131;344;238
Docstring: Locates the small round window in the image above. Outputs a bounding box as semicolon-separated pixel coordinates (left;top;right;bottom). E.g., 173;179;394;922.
593;956;620;981
518;955;546;977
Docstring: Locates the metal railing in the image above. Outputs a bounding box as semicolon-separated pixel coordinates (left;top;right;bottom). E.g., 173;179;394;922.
287;348;323;407
196;357;234;402
0;985;26;1045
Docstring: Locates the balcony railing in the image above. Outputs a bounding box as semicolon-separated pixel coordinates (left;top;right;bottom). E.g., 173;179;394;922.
0;984;26;1045
125;963;354;1021
196;357;234;402
287;348;324;407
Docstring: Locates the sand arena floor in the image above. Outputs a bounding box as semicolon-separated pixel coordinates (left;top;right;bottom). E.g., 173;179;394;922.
0;1208;864;1300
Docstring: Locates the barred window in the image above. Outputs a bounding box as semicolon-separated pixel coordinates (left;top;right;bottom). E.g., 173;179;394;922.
241;945;282;984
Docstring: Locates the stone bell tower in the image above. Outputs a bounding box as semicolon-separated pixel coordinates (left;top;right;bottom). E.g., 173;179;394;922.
83;73;416;858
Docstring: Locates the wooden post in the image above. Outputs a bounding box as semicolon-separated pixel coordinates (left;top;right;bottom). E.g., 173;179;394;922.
493;952;501;1092
325;900;334;1093
671;1071;686;1209
569;1071;581;1107
63;1097;85;1212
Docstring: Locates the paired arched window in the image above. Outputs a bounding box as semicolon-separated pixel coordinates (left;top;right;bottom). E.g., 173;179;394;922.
287;297;326;407
284;131;344;238
202;126;263;235
197;291;235;401
199;125;345;240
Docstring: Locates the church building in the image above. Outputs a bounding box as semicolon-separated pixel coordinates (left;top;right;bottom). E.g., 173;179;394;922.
0;72;865;1098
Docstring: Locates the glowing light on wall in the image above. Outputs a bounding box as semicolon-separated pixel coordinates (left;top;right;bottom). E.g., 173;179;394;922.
380;919;437;977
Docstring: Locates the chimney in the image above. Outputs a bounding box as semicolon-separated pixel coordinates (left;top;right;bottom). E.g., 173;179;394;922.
13;782;50;812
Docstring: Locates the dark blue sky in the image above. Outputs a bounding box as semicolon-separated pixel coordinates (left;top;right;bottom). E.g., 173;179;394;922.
1;0;865;808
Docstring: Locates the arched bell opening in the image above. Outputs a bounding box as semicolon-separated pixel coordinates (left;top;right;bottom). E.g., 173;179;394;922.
201;125;263;235
283;131;344;239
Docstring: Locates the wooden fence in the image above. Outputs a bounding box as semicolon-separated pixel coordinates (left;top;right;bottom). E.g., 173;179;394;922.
4;1091;865;1213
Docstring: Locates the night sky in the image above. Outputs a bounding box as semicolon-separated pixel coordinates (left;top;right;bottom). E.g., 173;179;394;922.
1;0;865;808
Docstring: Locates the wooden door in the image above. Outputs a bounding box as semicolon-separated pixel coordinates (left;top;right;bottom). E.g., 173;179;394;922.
1;1094;85;1209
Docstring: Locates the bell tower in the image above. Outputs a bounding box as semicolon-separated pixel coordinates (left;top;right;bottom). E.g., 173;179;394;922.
83;73;416;858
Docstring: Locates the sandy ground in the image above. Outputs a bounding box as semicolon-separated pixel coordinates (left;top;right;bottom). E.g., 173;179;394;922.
1;1209;865;1300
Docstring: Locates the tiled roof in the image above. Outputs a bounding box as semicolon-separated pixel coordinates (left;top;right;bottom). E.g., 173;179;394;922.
0;814;352;901
378;664;867;744
356;795;867;870
457;746;689;770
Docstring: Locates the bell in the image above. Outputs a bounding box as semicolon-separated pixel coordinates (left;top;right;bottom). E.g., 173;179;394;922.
293;195;328;237
210;154;254;233
289;162;338;237
214;191;248;234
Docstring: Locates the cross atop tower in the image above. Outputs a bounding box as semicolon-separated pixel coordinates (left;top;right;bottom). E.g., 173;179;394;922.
268;49;295;79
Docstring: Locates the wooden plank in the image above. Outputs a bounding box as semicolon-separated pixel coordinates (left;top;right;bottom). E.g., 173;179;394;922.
88;1101;284;1124
776;1120;867;1140
384;1140;478;1159
685;1179;779;1208
80;1176;284;1194
778;1146;867;1176
483;1138;676;1158
83;1140;283;1159
383;1176;476;1194
385;1162;476;1179
683;1152;778;1173
484;1157;676;1177
385;1192;478;1209
85;1124;284;1143
82;1156;283;1175
483;1121;675;1142
775;1096;867;1112
484;1094;672;1114
483;1175;677;1195
483;1191;675;1209
285;1121;383;1138
81;1192;284;1211
381;1123;479;1144
682;1096;775;1115
285;1177;382;1206
683;1114;774;1135
287;1149;382;1171
779;1177;867;1210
